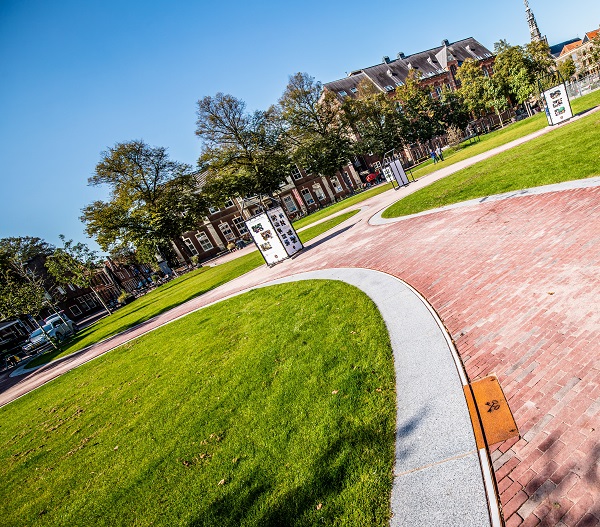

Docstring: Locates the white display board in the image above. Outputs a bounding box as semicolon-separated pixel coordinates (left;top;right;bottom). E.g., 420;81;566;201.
542;83;572;126
383;159;409;188
245;206;303;266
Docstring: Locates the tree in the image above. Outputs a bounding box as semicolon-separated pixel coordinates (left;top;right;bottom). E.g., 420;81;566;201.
341;79;406;160
558;57;576;80
196;93;292;204
279;73;353;184
46;235;111;314
393;72;444;144
0;237;59;348
456;59;490;116
437;88;471;132
457;59;509;125
82;140;207;263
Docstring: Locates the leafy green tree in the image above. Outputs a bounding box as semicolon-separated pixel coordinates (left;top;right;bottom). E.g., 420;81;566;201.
457;59;509;125
195;93;292;204
46;235;111;314
279;73;353;183
456;59;490;116
558;57;576;80
82;140;207;263
524;40;554;79
393;72;443;144
341;79;407;159
437;88;471;132
0;237;59;348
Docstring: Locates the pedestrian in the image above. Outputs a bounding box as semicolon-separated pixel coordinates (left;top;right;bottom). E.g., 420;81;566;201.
430;150;438;164
227;241;236;252
435;145;444;161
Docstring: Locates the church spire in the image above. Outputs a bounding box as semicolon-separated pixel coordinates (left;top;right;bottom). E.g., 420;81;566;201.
524;0;545;43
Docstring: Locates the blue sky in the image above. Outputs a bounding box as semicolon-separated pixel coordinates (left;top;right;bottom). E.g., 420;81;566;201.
0;0;598;252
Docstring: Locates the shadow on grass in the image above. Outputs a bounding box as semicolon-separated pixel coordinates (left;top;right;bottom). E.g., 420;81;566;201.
189;424;391;527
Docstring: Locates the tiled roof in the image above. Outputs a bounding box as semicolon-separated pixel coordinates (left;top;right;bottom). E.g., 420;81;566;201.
584;28;600;42
549;38;580;58
324;37;493;98
559;40;583;56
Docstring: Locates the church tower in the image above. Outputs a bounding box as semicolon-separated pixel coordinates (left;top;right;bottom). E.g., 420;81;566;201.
524;0;547;43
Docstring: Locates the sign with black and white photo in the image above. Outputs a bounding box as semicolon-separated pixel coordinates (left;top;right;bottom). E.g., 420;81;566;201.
542;83;572;126
245;206;303;266
383;159;409;188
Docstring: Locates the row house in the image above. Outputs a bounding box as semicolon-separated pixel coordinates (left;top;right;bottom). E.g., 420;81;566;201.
173;37;496;266
173;165;363;264
555;26;600;78
323;37;495;165
14;254;152;323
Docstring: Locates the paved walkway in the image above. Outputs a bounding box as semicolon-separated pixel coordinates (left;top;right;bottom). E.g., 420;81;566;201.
2;116;599;525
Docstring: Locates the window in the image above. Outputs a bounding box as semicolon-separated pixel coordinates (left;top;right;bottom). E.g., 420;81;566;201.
68;283;76;291
338;90;348;97
196;232;214;251
482;67;489;77
84;294;96;308
208;206;220;214
301;188;315;205
291;165;303;180
312;183;326;201
224;198;234;208
69;305;82;316
330;176;343;193
57;286;66;295
183;237;198;256
372;161;382;171
232;216;248;235
384;85;394;91
218;222;235;241
283;195;298;213
435;86;443;97
350;87;358;93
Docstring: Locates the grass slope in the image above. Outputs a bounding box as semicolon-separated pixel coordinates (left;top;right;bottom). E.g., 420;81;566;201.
408;89;600;181
292;185;391;230
1;281;396;527
383;104;600;218
27;210;359;367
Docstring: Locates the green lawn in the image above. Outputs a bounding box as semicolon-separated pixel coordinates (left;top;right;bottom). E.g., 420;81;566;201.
292;184;392;230
408;88;600;180
383;100;600;218
27;211;359;367
1;281;396;527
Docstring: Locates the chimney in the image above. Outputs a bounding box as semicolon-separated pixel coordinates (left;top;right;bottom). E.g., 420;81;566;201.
442;39;450;47
382;56;391;64
397;52;406;59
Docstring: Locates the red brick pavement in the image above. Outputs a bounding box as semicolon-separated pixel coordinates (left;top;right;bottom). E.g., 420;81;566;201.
3;185;599;525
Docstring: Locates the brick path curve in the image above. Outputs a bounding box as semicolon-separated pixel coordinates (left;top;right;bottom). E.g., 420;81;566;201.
2;182;598;526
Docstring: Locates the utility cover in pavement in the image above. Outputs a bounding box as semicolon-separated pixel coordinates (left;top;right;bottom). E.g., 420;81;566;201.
466;375;519;447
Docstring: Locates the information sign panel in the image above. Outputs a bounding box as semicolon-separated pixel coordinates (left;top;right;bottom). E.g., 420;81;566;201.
383;159;409;189
245;206;303;266
542;83;572;125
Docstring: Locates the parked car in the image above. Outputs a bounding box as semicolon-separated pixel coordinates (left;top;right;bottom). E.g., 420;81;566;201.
44;313;77;333
22;318;76;352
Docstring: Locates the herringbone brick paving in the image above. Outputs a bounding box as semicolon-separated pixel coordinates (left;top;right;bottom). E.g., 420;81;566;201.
3;184;598;525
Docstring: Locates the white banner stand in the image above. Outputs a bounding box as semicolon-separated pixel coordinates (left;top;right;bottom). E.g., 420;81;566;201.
245;206;303;267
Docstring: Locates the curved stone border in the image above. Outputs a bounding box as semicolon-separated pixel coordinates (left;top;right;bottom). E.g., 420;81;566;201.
264;268;498;527
2;267;500;525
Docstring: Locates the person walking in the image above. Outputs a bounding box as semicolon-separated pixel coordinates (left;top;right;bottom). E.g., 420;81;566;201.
435;145;444;161
430;150;438;164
